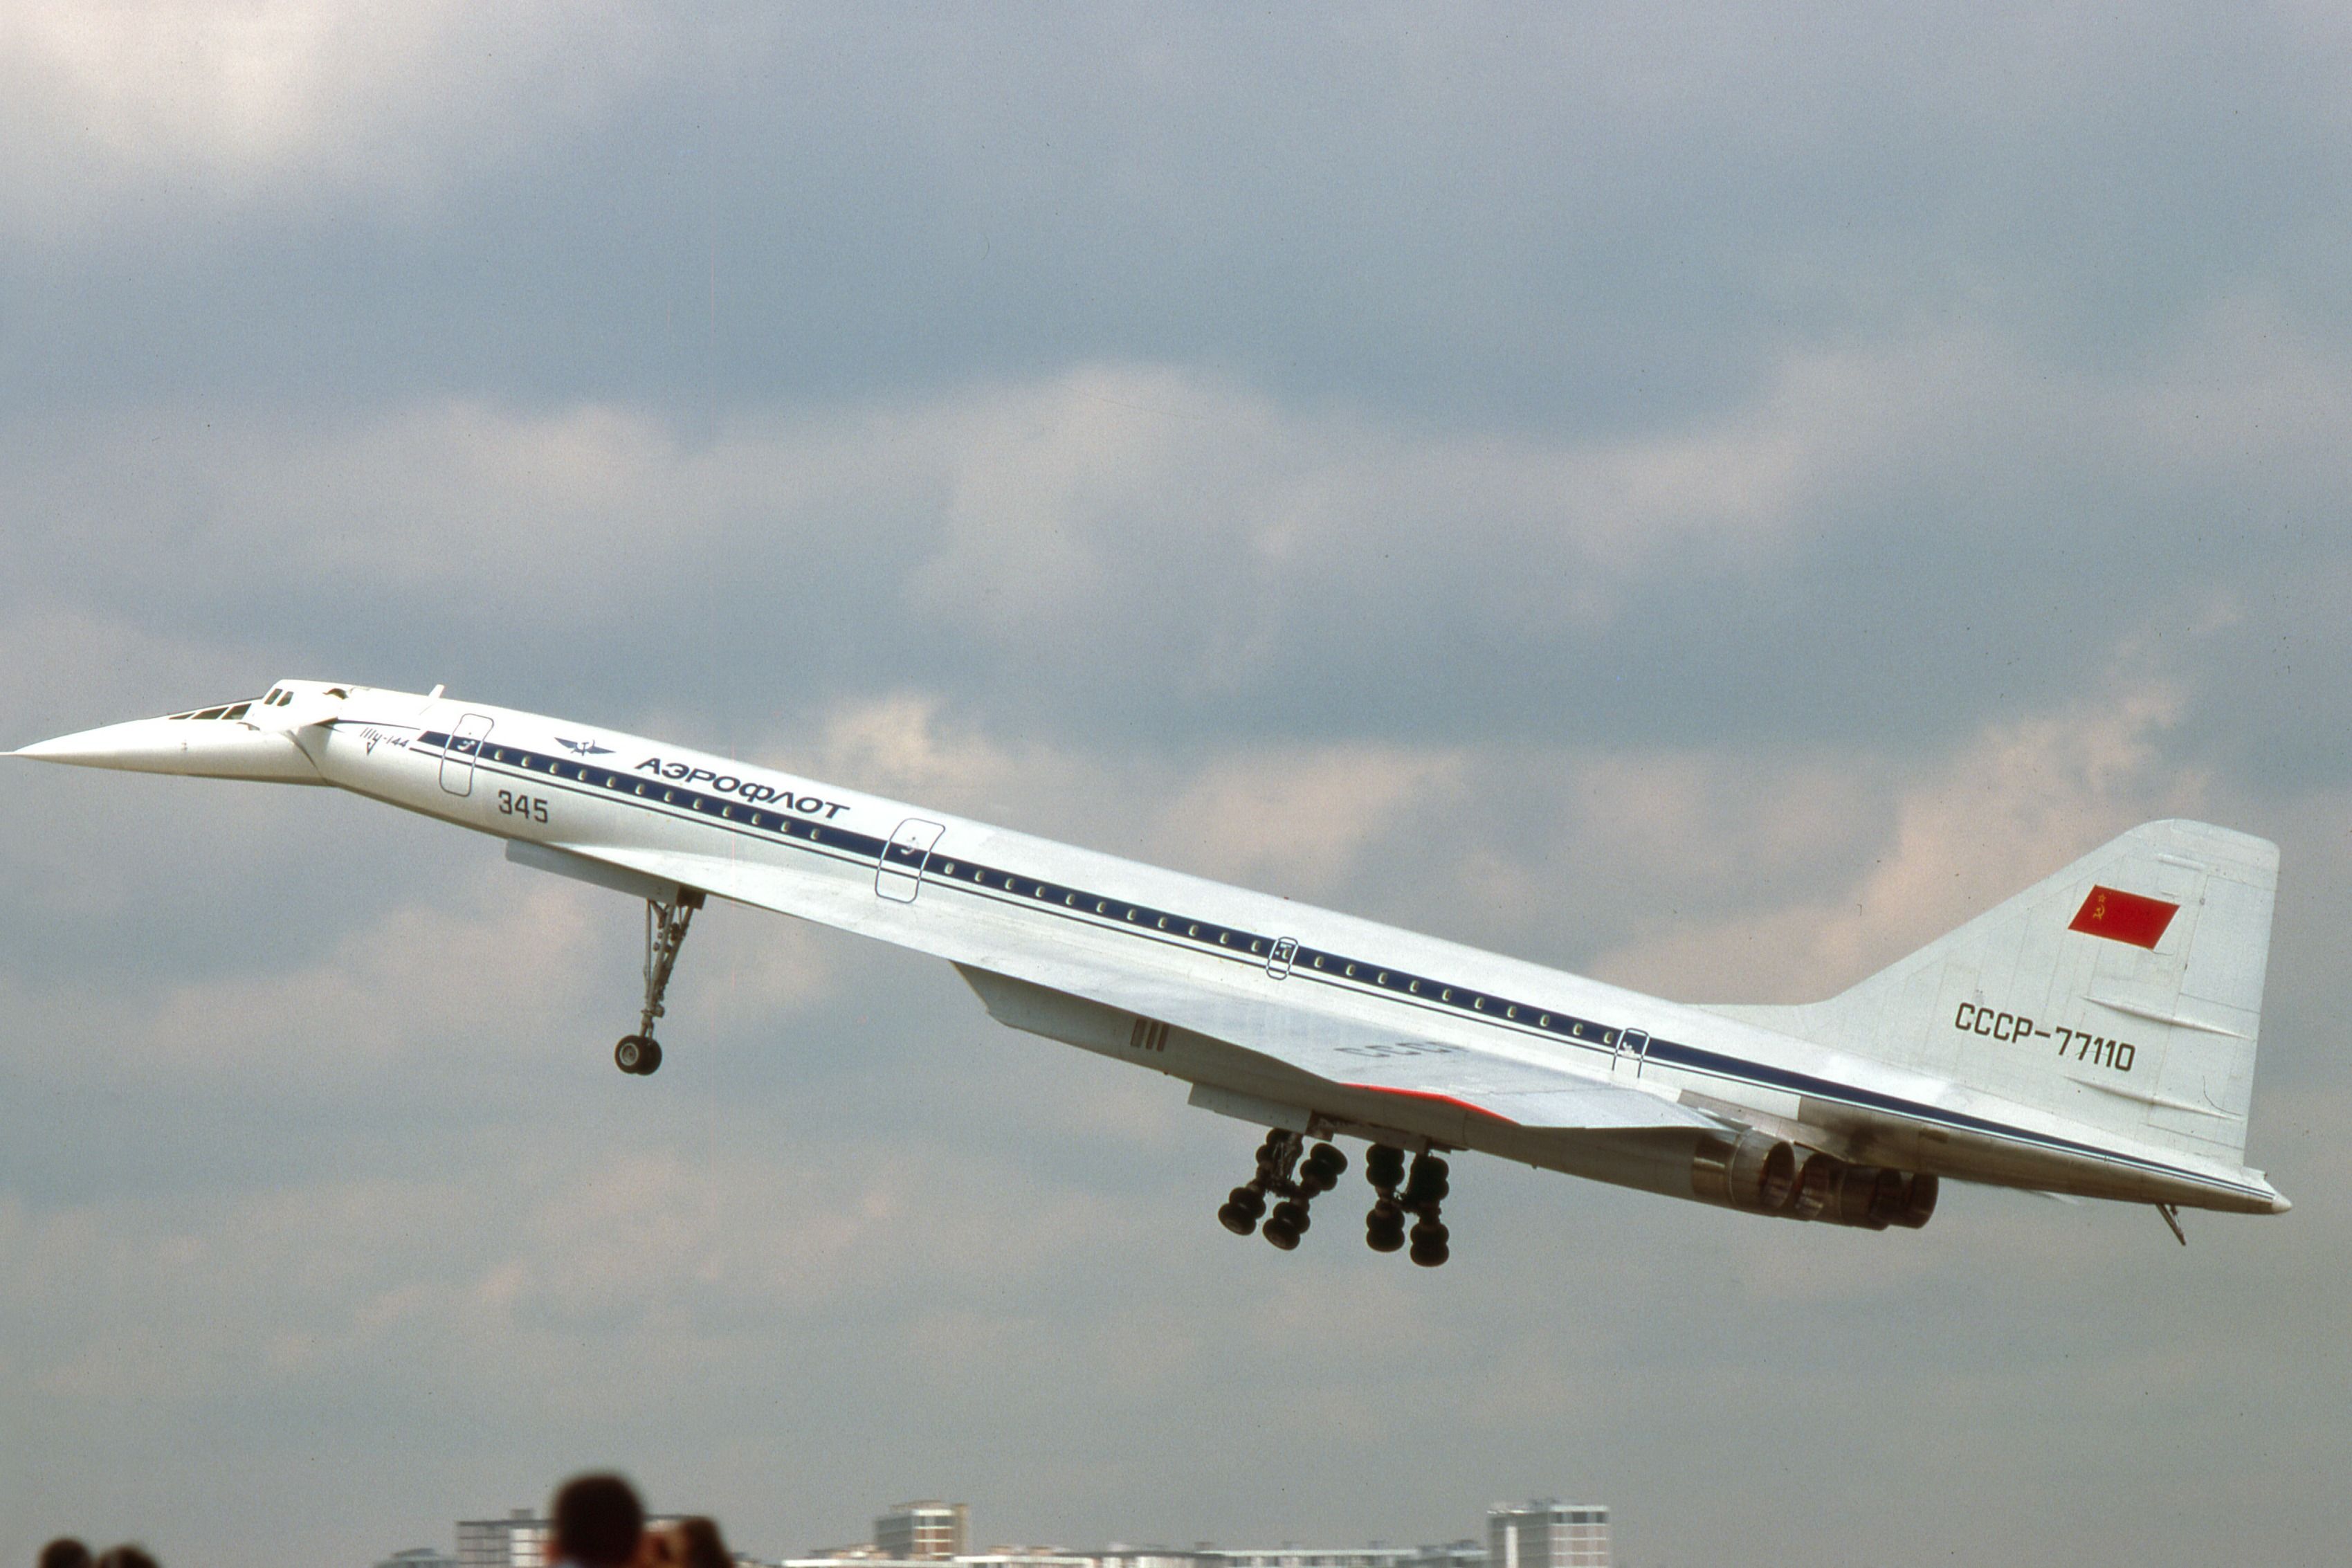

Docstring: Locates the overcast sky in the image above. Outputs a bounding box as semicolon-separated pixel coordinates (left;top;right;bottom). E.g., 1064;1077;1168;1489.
6;6;2352;1566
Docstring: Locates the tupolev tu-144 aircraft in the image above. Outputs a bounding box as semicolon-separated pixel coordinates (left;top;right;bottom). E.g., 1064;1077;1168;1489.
14;680;2289;1262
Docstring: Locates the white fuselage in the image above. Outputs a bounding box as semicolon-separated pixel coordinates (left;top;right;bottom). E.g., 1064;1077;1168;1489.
263;686;2275;1216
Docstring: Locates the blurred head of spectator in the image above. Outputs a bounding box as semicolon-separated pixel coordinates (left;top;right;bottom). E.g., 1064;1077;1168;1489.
550;1473;645;1568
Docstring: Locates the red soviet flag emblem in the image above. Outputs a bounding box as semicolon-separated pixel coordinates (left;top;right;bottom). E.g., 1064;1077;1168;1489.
2068;885;2178;949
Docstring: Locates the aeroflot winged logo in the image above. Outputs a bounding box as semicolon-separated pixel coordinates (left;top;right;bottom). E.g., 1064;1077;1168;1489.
556;736;614;756
2068;884;2179;949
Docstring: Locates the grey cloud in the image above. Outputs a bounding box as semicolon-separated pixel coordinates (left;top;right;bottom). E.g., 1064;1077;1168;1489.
9;6;2351;426
13;314;2352;767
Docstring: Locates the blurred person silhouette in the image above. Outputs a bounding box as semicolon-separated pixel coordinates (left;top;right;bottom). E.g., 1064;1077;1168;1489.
548;1472;644;1568
653;1517;729;1568
37;1540;91;1568
91;1550;158;1568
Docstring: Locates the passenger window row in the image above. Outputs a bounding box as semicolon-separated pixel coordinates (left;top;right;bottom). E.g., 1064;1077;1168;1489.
426;730;1630;1057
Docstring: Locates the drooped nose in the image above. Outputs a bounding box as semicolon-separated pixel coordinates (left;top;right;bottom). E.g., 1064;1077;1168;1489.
13;711;322;783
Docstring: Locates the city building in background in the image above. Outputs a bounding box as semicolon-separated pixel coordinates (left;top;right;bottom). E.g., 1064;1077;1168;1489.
457;1508;548;1568
876;1502;972;1561
1486;1502;1609;1568
1196;1549;1421;1568
403;1493;1603;1568
457;1506;691;1568
1412;1540;1486;1568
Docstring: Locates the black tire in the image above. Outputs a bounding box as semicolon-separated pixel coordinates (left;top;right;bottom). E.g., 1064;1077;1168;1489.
1409;1237;1450;1268
1272;1199;1311;1236
1219;1201;1257;1237
1228;1185;1267;1221
1306;1143;1348;1179
639;1039;663;1075
1366;1145;1407;1188
1262;1217;1300;1251
614;1034;650;1074
1366;1216;1405;1252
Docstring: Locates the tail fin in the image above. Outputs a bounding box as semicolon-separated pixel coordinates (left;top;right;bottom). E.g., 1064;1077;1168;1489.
1711;821;2277;1165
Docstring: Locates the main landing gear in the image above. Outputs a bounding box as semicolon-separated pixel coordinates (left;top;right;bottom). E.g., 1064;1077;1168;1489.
614;888;702;1077
1219;1131;1349;1250
1216;1133;1452;1267
1367;1144;1450;1267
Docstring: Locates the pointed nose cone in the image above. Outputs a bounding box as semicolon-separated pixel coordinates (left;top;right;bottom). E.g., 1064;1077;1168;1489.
12;715;321;783
13;716;193;770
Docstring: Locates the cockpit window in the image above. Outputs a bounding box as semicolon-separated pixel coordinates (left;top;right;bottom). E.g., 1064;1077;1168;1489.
174;694;295;719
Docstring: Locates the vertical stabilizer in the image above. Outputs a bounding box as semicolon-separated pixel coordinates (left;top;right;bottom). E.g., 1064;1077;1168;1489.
1709;821;2277;1165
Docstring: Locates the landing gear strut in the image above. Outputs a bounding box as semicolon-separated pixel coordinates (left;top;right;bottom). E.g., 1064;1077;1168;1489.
614;888;702;1076
1217;1131;1348;1251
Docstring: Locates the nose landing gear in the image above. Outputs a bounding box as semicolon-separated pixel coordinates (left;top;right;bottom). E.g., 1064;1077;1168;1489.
1216;1131;1349;1250
614;888;702;1076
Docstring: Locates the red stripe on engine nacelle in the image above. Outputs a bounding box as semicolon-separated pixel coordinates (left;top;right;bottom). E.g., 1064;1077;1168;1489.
2068;884;2178;949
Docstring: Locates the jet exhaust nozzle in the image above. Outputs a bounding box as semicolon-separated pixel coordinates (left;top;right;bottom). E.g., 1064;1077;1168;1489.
1690;1131;1937;1231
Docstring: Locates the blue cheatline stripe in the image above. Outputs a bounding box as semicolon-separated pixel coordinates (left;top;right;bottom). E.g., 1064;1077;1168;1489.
402;727;2267;1202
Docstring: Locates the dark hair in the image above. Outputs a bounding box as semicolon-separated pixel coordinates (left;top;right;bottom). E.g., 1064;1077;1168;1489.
674;1517;730;1568
92;1550;159;1568
38;1541;93;1568
551;1473;644;1568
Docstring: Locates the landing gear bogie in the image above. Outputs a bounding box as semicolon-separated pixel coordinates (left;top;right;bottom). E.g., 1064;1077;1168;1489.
1367;1143;1452;1267
1214;1132;1459;1267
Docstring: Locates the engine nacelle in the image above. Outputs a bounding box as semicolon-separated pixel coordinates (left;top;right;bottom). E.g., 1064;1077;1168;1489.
1690;1133;1937;1230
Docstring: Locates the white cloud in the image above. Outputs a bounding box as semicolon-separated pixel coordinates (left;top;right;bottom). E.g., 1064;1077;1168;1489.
0;1;661;235
1148;743;1467;897
27;305;2340;662
1591;676;2207;1001
0;351;2000;661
